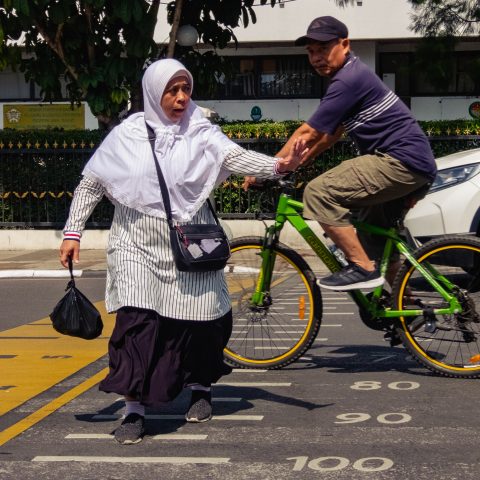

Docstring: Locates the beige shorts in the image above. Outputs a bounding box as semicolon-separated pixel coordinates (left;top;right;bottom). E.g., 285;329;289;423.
302;152;430;260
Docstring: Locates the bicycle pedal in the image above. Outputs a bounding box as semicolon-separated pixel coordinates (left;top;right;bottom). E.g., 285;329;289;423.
383;330;402;347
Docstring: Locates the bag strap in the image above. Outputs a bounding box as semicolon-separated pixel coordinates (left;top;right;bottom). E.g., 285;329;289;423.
67;256;76;290
145;122;220;229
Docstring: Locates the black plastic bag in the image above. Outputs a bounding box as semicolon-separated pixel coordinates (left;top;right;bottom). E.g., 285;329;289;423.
50;257;103;340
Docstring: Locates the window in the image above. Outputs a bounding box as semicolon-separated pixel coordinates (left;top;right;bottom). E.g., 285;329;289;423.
379;50;480;97
0;70;35;101
203;55;325;100
378;53;411;97
457;52;480;94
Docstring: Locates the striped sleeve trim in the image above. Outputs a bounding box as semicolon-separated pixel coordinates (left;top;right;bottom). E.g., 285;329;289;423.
274;159;289;175
63;231;81;242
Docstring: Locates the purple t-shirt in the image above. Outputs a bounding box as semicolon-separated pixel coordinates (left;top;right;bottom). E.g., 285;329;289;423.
307;55;437;180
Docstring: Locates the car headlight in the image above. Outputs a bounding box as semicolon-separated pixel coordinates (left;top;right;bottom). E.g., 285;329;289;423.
429;163;480;193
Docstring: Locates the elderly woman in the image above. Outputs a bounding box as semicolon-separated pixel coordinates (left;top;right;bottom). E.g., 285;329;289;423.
60;59;307;445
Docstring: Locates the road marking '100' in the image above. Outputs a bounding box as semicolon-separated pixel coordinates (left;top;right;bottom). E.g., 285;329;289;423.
287;456;394;472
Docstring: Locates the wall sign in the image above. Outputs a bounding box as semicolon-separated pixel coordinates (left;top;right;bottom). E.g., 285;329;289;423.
250;106;262;121
3;104;85;130
469;101;480;119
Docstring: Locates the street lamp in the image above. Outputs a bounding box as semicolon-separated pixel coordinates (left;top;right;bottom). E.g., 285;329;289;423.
176;25;199;47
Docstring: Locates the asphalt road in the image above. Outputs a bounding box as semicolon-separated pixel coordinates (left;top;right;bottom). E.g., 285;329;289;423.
0;276;479;479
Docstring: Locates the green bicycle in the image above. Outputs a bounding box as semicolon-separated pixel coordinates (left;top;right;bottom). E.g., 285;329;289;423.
223;178;480;378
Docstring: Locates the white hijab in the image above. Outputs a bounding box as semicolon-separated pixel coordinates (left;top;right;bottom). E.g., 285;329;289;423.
82;58;236;222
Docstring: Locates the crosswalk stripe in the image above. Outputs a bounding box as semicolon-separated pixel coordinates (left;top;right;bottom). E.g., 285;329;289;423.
213;397;242;402
324;312;354;315
232;369;267;373
92;414;263;421
32;456;230;464
65;433;208;440
216;382;291;387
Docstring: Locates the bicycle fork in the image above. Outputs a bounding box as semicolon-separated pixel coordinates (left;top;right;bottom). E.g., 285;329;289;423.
250;224;280;307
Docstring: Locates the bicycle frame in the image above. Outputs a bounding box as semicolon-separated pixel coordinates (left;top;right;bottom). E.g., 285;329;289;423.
250;192;463;320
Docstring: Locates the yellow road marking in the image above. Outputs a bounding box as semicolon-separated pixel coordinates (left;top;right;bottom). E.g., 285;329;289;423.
0;301;115;416
0;367;109;446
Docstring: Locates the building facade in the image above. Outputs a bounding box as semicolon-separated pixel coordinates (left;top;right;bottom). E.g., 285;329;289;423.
1;0;479;128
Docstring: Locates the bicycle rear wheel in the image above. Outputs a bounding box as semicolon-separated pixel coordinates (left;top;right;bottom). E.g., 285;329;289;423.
392;235;480;378
224;236;322;369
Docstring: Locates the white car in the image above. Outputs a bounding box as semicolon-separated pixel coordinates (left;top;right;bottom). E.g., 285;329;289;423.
404;148;480;242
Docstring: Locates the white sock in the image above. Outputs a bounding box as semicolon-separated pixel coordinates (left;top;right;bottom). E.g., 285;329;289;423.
188;383;211;392
125;400;145;417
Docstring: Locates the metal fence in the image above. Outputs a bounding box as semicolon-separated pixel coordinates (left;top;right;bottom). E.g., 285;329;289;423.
1;136;479;228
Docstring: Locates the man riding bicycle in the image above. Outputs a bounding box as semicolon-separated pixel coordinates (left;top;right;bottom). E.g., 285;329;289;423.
246;16;437;291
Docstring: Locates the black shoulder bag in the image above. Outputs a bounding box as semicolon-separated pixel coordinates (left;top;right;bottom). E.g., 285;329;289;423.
146;124;230;272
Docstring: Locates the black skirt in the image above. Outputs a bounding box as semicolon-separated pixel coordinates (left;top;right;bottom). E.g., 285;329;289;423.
99;307;233;405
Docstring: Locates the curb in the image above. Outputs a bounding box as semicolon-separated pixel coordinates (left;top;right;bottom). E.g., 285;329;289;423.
0;269;83;279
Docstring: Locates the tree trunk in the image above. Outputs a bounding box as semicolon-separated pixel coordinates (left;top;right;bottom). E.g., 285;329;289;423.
129;82;144;114
96;113;120;131
166;0;185;58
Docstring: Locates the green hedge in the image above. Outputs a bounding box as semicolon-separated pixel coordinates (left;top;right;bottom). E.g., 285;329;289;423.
1;119;479;149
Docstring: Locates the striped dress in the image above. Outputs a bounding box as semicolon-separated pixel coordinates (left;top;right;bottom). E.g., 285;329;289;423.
65;146;284;322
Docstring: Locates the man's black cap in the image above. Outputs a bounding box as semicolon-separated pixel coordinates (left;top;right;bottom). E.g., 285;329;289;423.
295;16;349;46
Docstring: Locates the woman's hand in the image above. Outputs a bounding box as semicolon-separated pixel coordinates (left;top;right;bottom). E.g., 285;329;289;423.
276;138;309;173
60;240;80;268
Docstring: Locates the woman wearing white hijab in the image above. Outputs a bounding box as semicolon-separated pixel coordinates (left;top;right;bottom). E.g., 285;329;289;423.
60;58;307;444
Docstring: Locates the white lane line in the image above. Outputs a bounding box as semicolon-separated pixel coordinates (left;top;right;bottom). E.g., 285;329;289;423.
232;324;311;327
232;368;267;373
253;339;327;349
323;312;354;315
274;331;305;334
229;338;307;341
212;415;263;421
324;302;355;305
32;456;230;464
92;414;263;421
216;382;291;387
115;397;242;402
213;397;242;402
152;434;208;440
65;433;208;440
234;323;342;328
275;302;306;305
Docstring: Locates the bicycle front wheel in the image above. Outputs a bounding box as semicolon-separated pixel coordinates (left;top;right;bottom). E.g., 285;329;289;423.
224;236;322;369
392;235;480;378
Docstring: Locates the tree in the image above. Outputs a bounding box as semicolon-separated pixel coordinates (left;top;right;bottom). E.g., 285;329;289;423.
0;0;279;129
409;0;480;36
407;0;480;94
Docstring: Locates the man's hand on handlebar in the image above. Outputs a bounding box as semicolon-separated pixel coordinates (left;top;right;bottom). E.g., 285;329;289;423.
243;138;309;191
242;176;263;191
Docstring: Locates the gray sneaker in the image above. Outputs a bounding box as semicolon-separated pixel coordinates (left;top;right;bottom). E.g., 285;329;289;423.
185;390;212;423
318;262;384;291
114;413;145;444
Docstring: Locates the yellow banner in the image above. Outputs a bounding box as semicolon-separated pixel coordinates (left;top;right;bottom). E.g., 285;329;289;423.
3;103;85;130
